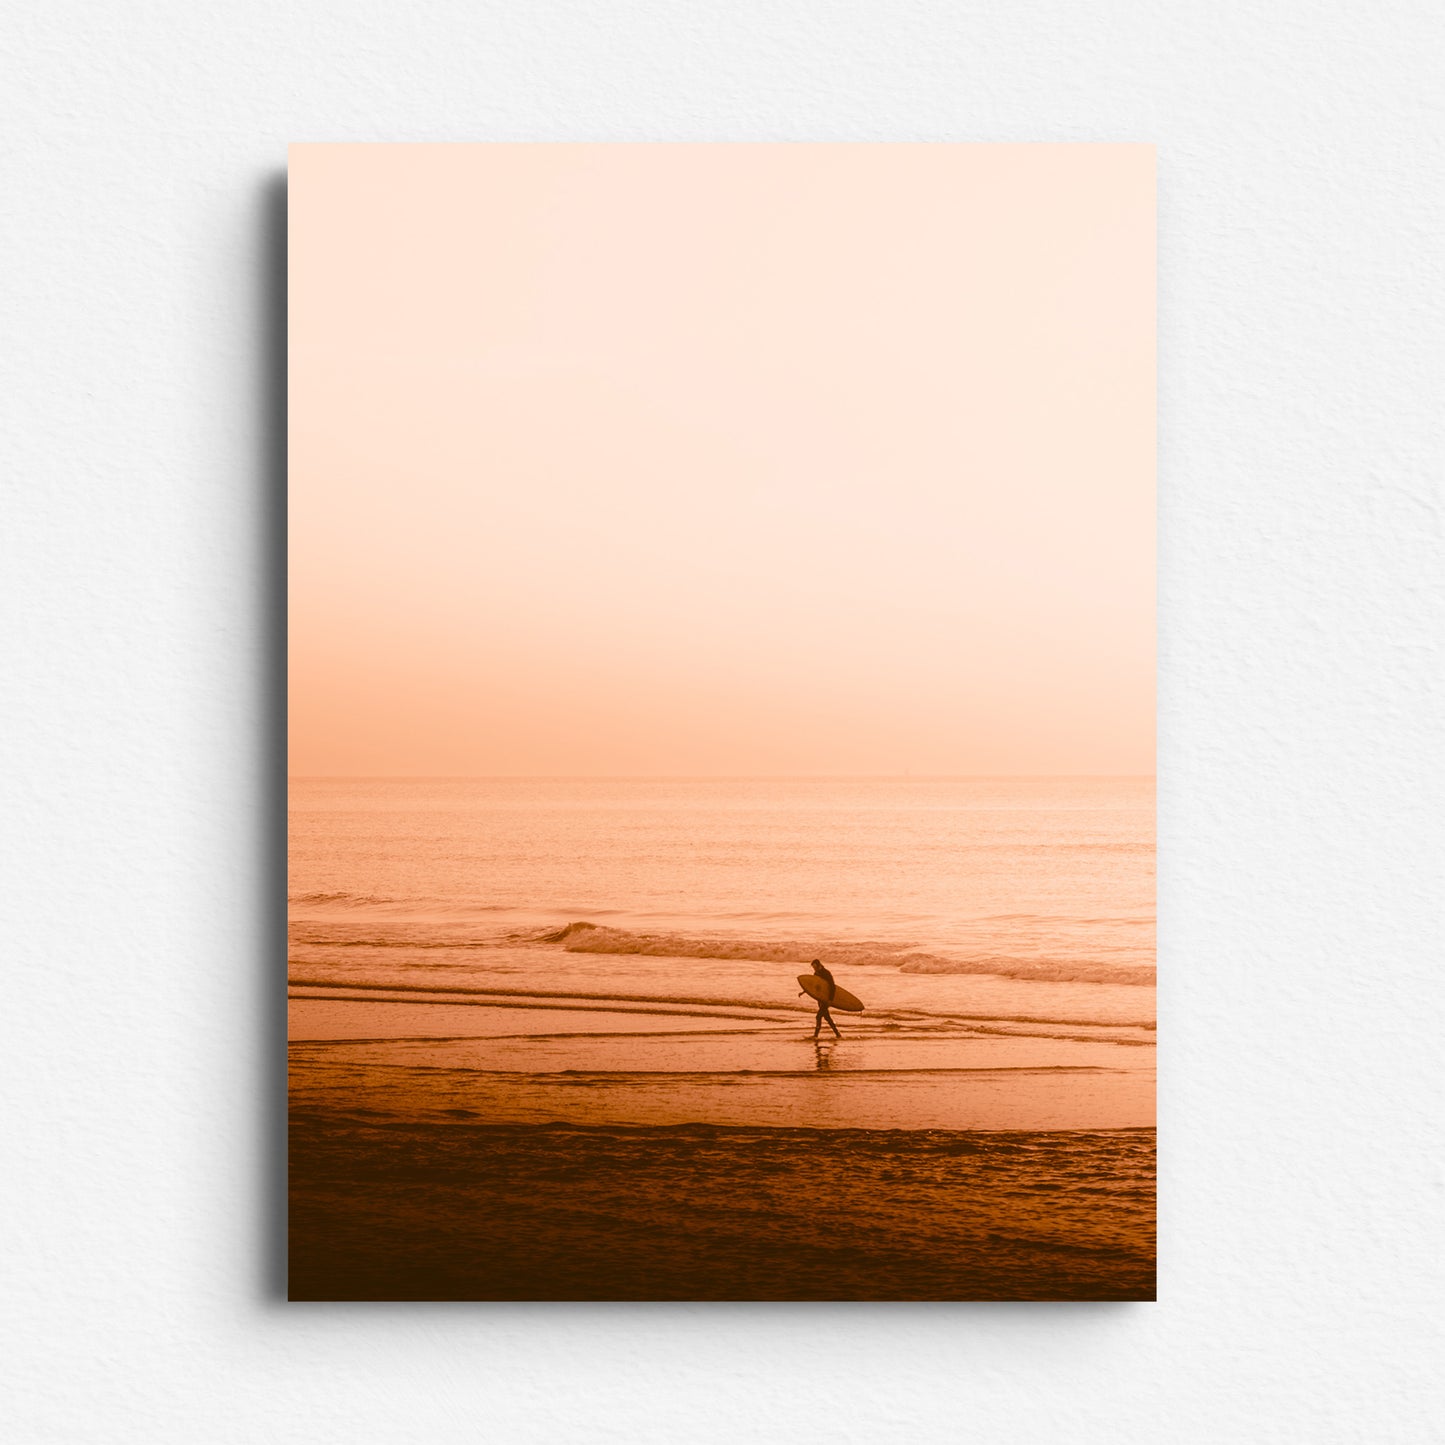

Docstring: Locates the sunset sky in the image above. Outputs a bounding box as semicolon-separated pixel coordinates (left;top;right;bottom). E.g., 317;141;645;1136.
289;144;1153;776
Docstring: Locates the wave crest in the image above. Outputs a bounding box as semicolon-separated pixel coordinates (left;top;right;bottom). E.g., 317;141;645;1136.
538;923;1153;987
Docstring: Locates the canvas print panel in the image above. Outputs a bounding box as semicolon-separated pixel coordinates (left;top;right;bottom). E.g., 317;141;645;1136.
288;143;1155;1300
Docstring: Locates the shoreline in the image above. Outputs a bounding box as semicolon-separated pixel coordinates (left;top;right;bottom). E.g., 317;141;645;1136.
288;941;1154;1299
289;992;1154;1133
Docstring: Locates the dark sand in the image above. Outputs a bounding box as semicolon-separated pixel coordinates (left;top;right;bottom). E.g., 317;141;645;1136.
289;1113;1155;1301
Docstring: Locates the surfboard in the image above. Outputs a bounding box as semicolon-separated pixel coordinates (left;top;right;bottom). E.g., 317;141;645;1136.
797;974;864;1012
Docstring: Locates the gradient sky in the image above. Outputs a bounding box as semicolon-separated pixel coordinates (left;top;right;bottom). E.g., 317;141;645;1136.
290;144;1153;776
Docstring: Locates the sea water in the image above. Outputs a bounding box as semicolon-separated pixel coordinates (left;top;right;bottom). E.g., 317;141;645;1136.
290;775;1154;1032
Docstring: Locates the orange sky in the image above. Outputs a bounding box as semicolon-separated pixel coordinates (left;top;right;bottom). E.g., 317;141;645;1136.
289;144;1153;776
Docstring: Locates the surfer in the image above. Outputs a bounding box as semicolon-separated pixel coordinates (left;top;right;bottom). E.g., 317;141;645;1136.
806;959;842;1040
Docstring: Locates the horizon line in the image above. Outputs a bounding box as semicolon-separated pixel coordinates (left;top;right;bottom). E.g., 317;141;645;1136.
287;772;1157;781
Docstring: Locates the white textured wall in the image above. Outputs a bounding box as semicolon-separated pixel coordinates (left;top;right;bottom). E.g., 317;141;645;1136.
2;3;1442;1441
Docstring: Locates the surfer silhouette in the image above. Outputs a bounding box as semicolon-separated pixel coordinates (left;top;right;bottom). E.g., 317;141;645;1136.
805;959;842;1040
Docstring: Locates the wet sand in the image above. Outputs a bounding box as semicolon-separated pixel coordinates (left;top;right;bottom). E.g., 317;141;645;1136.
288;994;1153;1133
288;987;1154;1299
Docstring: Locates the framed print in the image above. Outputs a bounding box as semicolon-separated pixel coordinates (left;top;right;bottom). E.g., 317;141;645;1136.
288;143;1155;1300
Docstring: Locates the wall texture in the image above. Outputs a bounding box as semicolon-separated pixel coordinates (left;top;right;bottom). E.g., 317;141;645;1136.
2;2;1441;1440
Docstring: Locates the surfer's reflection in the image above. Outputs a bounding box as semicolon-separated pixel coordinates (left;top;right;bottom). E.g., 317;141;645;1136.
813;1038;838;1071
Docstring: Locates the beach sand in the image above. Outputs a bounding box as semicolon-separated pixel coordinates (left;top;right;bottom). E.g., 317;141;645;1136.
289;1117;1155;1302
288;987;1155;1300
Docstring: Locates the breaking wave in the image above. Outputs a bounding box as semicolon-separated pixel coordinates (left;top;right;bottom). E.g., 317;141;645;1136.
537;923;1154;987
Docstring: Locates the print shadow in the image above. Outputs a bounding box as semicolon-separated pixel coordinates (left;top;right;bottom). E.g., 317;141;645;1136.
256;170;288;1303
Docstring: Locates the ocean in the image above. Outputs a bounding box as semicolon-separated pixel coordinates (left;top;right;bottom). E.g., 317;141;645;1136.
288;776;1155;1299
